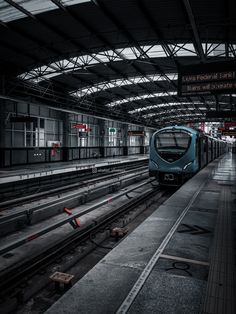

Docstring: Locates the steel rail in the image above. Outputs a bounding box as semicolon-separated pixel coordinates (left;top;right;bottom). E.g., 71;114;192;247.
0;168;148;225
0;185;161;300
0;179;156;256
0;160;148;204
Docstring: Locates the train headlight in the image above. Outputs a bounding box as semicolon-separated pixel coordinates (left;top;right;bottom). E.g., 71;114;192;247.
183;161;193;170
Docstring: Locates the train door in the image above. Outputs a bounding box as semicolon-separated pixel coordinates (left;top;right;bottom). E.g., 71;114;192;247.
217;142;220;157
213;140;216;159
197;136;201;169
208;138;212;163
201;136;207;167
198;136;206;168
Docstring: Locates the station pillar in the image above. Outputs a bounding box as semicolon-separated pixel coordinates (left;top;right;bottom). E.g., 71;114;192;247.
140;127;145;154
98;119;105;158
62;113;70;161
123;124;128;156
0;99;7;167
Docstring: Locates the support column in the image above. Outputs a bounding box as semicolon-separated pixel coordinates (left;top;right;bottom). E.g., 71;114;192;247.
98;119;105;158
62;113;70;161
123;124;128;156
0;99;6;147
0;99;7;167
140;127;145;154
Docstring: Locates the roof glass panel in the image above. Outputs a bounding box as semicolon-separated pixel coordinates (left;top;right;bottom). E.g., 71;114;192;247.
170;43;197;56
142;108;199;118
129;102;202;114
145;45;167;58
0;1;26;22
0;0;89;23
18;46;179;83
202;43;226;57
71;74;172;97
15;0;57;15
159;113;203;119
106;91;177;107
116;47;138;59
91;52;111;63
61;0;90;6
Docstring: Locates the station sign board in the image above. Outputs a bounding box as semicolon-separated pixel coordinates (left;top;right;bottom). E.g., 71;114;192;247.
178;60;236;96
71;123;87;129
222;130;236;137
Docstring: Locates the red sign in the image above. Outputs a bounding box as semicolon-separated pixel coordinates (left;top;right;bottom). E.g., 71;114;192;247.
71;123;87;129
128;131;145;136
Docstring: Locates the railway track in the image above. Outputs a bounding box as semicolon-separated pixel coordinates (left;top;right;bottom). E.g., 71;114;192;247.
0;180;171;313
0;167;148;238
0;165;147;210
0;159;148;202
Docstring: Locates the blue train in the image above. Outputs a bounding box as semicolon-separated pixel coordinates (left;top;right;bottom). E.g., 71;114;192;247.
149;125;226;186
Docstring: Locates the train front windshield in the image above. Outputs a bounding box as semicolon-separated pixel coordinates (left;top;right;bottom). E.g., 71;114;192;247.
155;130;191;162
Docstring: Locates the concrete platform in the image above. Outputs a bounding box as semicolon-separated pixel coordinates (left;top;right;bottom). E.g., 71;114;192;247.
0;155;148;185
45;153;236;314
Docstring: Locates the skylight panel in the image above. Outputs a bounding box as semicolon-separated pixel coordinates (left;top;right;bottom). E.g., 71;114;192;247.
70;74;178;98
92;53;110;63
15;0;57;15
96;50;122;62
170;43;197;56
40;72;59;79
117;47;138;59
142;108;198;118
129;103;183;114
0;1;26;22
71;77;145;97
145;45;166;58
18;43;181;83
198;107;210;110
161;113;203;119
106;92;177;107
61;0;90;6
130;102;200;115
202;43;226;57
50;59;76;71
0;0;90;23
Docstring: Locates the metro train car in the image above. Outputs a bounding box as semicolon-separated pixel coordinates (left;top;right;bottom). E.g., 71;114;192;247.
149;125;226;186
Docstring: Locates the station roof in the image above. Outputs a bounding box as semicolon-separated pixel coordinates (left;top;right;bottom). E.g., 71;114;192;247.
0;0;236;128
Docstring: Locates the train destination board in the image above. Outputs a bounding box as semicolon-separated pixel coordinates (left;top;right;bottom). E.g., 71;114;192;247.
178;60;236;96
